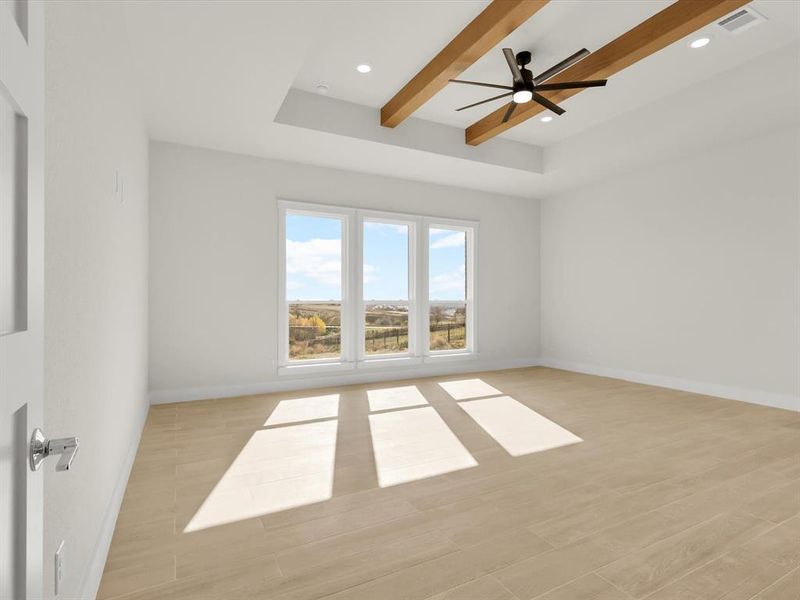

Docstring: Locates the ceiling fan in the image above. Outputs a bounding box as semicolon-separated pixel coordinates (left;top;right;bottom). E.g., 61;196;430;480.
449;48;607;123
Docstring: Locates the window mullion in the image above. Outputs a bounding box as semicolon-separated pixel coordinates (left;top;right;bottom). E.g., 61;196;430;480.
278;205;288;367
467;226;476;354
347;211;361;364
418;218;430;358
407;220;416;357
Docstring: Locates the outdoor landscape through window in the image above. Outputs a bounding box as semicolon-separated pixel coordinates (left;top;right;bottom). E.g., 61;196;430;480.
429;228;467;351
286;213;343;360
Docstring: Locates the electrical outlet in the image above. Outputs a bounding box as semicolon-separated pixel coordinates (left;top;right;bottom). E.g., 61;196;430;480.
54;541;64;596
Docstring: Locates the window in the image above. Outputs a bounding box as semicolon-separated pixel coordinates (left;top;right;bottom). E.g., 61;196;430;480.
428;227;468;352
283;210;347;362
362;218;413;357
279;201;476;372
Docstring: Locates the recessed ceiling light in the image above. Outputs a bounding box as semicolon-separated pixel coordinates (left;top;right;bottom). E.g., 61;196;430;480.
540;115;553;123
315;83;330;95
356;63;372;74
512;89;533;103
689;37;711;49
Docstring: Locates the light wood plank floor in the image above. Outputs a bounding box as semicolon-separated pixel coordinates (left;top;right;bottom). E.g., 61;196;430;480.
99;367;800;600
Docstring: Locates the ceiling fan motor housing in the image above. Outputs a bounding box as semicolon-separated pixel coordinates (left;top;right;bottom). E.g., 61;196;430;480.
515;67;534;93
515;51;534;93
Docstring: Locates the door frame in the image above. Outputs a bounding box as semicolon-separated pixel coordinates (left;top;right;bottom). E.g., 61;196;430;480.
0;1;46;597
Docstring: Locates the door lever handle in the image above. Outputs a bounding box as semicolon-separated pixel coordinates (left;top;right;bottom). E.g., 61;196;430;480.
29;429;80;472
48;437;80;471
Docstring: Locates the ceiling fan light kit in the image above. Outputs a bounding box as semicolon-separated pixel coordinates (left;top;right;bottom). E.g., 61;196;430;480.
512;89;533;103
449;47;607;123
380;0;753;144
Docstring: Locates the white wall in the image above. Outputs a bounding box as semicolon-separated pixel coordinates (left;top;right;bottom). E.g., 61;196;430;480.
541;127;800;410
149;142;540;401
45;3;149;599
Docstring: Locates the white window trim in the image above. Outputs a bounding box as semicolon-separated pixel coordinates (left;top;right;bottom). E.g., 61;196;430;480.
425;219;478;358
359;210;417;363
278;199;477;375
278;201;354;370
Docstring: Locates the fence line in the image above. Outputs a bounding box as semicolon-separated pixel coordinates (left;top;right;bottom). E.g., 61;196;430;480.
289;323;466;353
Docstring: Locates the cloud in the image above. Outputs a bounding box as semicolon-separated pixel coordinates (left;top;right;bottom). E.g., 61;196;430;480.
430;264;466;297
363;263;377;284
365;222;407;234
430;232;465;250
285;239;379;294
286;238;341;288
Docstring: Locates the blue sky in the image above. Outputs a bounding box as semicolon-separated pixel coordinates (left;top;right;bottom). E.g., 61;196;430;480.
286;215;466;302
429;228;466;301
286;214;342;301
363;222;408;300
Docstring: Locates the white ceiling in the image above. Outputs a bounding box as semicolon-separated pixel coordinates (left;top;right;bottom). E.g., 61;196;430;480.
294;0;800;146
120;1;800;198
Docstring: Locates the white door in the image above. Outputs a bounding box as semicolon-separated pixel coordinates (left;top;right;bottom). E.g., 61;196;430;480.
1;1;45;598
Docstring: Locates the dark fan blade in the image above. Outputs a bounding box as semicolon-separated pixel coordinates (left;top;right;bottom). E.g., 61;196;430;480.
532;92;565;115
534;48;590;84
455;92;513;112
534;79;607;91
501;102;517;123
503;48;524;84
449;79;513;91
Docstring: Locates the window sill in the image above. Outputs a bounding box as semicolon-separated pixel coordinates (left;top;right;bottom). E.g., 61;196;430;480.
278;352;478;377
358;356;423;369
424;352;478;363
278;361;355;376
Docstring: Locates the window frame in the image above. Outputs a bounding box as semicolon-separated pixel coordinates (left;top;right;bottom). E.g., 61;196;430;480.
424;219;477;358
278;200;477;375
278;201;353;369
357;211;418;362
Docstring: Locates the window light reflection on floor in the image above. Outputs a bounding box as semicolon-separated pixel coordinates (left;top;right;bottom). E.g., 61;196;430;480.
264;393;340;426
458;396;582;457
184;418;338;532
438;378;502;400
367;385;428;412
184;383;581;532
369;406;477;487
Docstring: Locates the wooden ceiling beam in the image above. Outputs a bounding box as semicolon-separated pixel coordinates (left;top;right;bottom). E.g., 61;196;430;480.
380;0;549;128
465;0;751;145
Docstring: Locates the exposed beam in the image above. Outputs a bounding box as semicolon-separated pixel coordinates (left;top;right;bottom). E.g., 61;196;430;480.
381;0;549;128
465;0;751;145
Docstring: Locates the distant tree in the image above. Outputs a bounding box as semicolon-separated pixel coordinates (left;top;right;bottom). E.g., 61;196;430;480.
430;305;445;328
309;315;327;336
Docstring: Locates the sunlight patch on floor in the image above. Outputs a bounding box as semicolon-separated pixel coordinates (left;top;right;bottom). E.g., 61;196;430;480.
184;419;337;532
438;378;502;401
458;396;582;457
367;385;428;412
369;406;477;487
264;394;340;426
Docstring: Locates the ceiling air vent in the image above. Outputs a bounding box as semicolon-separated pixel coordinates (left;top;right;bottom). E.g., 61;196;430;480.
716;6;767;34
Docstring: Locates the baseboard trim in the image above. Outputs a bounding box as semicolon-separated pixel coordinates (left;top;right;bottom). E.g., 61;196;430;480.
149;356;541;404
150;356;799;412
539;358;799;412
77;396;149;599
